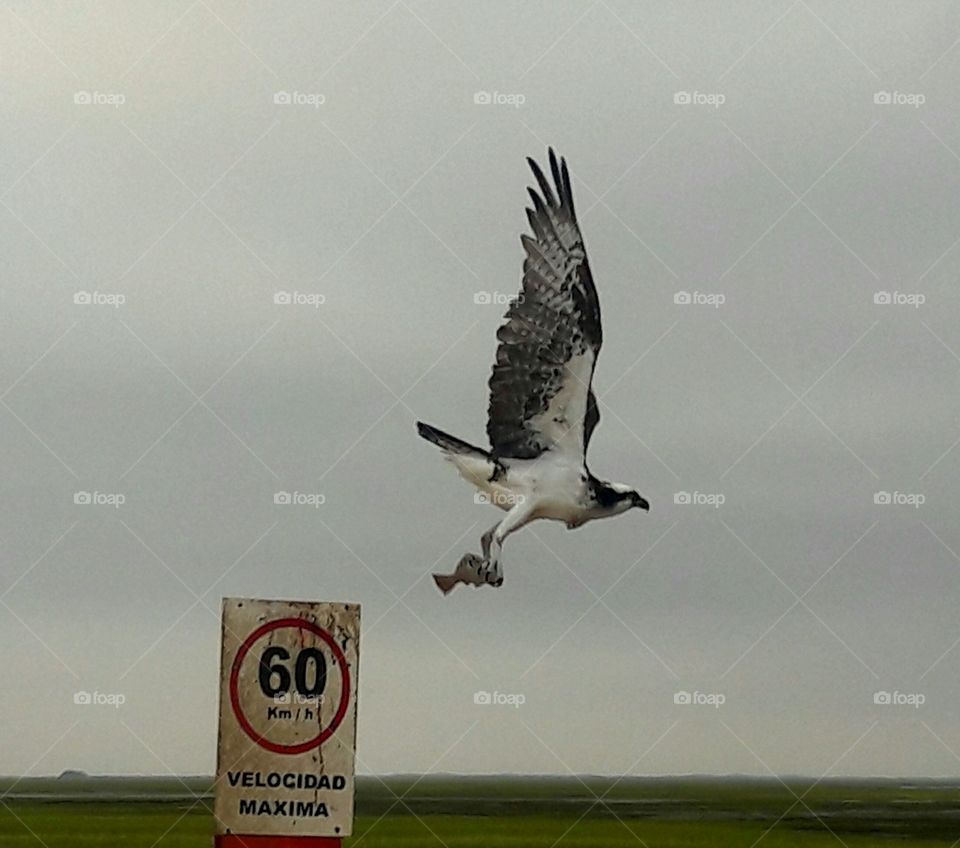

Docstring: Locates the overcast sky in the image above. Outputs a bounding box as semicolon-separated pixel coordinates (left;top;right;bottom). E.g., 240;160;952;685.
3;0;960;779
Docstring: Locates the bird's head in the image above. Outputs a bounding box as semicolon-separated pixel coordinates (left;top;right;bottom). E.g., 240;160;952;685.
593;480;650;515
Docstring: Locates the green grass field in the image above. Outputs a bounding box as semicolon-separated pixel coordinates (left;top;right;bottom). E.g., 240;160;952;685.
2;775;959;846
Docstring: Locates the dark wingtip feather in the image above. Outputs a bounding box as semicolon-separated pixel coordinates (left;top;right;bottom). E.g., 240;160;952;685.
526;206;546;240
532;148;575;220
519;232;538;251
549;148;562;194
560;156;575;219
527;154;556;208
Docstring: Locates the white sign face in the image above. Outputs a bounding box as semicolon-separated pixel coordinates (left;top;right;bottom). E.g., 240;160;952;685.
215;598;360;838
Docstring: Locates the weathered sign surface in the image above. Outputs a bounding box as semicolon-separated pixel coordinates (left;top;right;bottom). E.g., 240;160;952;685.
215;598;360;838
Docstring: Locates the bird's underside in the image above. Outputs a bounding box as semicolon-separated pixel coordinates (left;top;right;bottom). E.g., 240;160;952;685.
430;449;594;595
416;149;648;595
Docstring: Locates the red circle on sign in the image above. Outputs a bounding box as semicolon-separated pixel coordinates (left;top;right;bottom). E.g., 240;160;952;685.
229;617;351;755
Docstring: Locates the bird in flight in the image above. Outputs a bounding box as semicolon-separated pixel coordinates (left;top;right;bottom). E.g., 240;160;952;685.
417;149;649;594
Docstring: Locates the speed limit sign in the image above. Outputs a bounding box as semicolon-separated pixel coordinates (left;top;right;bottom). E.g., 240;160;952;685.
214;598;360;845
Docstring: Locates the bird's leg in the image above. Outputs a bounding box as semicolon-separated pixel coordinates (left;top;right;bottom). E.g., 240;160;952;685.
433;526;499;595
480;524;497;560
432;503;533;595
478;501;534;588
433;524;503;595
478;523;502;587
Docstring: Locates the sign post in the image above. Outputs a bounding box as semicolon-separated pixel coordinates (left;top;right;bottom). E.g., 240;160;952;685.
214;598;360;846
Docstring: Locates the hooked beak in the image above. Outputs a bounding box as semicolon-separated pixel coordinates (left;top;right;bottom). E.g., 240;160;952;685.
634;494;650;512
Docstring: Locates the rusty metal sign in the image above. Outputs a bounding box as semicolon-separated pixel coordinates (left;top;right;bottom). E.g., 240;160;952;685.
214;598;360;839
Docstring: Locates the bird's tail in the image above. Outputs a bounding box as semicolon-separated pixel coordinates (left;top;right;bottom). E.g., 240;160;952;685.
416;421;490;458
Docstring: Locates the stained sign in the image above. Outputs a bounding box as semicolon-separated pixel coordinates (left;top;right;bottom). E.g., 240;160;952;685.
215;598;360;839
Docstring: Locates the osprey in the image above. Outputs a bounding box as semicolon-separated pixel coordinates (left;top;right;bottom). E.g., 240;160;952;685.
417;149;649;594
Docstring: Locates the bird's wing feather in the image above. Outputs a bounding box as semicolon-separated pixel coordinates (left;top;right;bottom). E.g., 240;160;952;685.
486;149;603;462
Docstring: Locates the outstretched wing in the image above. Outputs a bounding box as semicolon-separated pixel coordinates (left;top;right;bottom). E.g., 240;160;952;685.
486;149;603;463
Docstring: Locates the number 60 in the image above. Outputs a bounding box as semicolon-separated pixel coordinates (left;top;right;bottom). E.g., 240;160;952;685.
258;646;327;698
